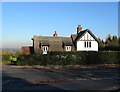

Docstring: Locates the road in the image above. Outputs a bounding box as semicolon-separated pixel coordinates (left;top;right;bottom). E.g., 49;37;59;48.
2;63;120;91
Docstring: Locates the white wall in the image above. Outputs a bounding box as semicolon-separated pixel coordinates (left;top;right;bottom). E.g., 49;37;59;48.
77;41;98;51
77;32;98;51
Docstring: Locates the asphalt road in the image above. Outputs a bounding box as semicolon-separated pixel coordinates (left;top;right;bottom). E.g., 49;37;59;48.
2;63;120;91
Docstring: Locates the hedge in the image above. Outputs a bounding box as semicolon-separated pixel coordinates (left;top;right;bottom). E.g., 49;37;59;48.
16;51;120;66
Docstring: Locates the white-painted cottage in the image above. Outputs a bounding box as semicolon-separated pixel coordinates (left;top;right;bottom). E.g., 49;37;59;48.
31;25;99;54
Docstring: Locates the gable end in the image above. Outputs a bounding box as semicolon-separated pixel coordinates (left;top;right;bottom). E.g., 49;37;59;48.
75;29;99;43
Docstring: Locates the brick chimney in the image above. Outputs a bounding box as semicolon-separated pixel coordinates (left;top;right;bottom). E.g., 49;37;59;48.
53;31;58;37
77;25;82;34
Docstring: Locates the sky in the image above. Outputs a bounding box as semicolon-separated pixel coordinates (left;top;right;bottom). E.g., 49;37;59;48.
0;2;2;50
2;2;118;49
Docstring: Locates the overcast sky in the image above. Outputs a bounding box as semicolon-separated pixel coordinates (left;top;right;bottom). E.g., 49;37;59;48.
2;2;118;49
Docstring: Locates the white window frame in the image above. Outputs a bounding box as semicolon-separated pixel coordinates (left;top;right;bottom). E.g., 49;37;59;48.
42;46;48;54
66;46;71;51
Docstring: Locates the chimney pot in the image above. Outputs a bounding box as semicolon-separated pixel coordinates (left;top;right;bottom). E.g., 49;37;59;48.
53;31;58;37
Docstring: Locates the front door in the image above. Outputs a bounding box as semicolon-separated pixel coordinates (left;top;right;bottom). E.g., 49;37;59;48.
42;46;48;54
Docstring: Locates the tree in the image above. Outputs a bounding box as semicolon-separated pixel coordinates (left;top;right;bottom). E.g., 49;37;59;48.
118;37;120;45
112;36;118;42
98;37;105;50
105;34;112;46
106;34;112;41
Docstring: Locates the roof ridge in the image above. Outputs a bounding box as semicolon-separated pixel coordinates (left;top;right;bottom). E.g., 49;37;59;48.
33;36;70;38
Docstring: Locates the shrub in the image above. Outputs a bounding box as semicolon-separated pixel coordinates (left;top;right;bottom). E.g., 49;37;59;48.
16;51;120;66
2;54;11;62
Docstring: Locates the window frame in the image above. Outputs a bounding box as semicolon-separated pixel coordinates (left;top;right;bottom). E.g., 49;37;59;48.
42;46;48;51
66;46;71;51
84;41;91;48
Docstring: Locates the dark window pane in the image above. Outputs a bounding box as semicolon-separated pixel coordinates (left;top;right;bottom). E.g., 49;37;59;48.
89;42;91;47
44;47;45;51
84;42;86;47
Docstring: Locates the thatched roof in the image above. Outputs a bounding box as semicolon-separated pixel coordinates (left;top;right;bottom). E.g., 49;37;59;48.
39;40;50;46
32;36;73;51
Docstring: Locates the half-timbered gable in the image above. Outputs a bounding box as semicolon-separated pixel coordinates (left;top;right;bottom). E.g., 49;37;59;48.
75;29;98;51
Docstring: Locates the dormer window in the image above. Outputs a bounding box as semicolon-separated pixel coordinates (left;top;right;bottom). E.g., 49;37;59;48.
42;46;48;54
66;46;71;51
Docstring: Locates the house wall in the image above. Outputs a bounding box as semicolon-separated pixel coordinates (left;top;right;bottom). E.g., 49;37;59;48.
77;41;98;51
22;46;34;55
77;32;98;51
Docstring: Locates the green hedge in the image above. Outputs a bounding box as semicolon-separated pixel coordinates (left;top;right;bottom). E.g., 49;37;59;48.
16;51;120;66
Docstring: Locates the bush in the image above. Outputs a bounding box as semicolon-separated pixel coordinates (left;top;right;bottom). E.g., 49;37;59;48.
99;46;120;51
2;54;11;62
16;51;120;66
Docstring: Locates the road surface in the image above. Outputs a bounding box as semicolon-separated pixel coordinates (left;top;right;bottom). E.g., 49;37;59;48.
2;63;120;91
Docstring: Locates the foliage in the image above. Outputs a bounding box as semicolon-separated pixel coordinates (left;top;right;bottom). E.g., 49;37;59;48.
118;37;120;44
2;54;11;63
112;36;118;42
2;60;11;63
16;51;120;66
99;34;120;51
98;38;105;51
106;34;112;42
2;51;21;63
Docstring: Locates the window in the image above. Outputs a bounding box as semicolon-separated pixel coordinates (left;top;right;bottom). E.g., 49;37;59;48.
42;46;48;54
66;46;71;51
89;42;91;47
42;46;48;51
84;41;91;48
84;42;86;48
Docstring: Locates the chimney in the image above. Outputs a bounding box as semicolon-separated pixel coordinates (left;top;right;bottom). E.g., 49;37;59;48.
77;25;82;34
53;31;58;37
